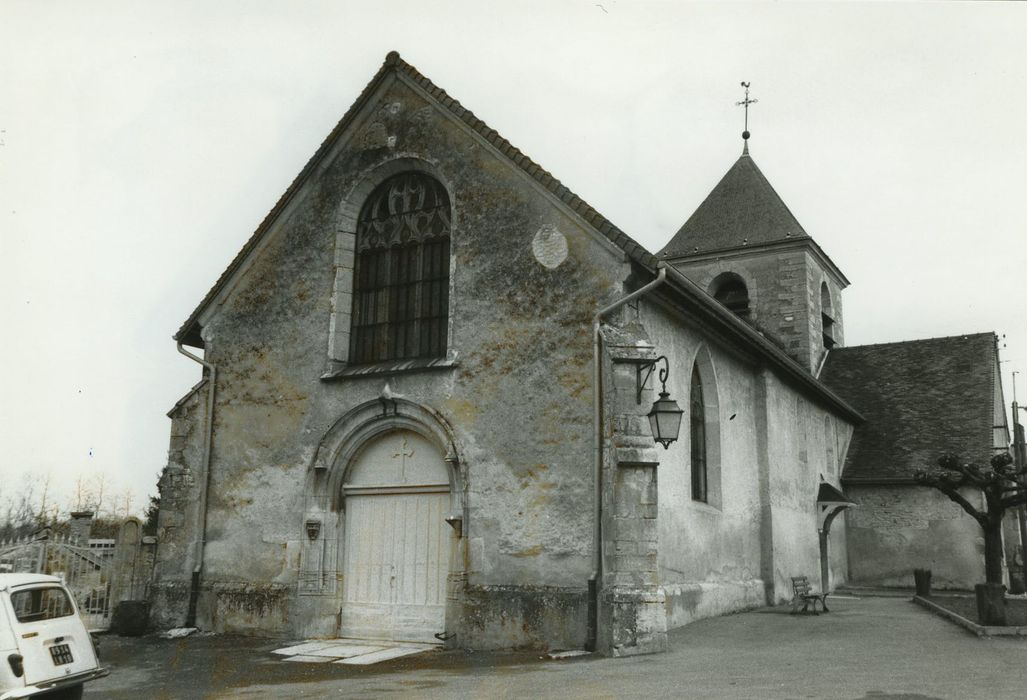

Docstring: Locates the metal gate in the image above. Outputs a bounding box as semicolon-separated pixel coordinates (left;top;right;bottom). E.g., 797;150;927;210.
0;534;118;631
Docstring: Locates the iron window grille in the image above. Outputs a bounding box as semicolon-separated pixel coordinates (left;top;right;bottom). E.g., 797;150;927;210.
350;172;451;365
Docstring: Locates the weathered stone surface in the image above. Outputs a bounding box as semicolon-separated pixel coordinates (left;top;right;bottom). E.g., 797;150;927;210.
846;485;983;589
455;585;588;650
153;69;629;644
599;587;667;657
151;57;862;654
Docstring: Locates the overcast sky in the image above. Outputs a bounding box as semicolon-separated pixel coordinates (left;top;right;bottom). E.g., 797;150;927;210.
2;1;1025;515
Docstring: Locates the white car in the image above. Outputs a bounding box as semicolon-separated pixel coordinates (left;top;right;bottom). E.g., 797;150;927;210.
0;574;108;699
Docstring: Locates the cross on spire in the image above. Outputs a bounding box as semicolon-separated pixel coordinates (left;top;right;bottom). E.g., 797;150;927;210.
736;81;758;153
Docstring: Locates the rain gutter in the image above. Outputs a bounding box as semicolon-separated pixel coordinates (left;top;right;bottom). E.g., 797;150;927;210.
176;339;217;628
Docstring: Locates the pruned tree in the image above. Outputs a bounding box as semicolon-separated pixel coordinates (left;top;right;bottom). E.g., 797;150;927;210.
915;452;1027;624
915;453;1027;585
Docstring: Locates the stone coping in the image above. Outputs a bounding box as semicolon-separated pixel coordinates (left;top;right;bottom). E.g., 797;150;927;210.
912;595;1027;637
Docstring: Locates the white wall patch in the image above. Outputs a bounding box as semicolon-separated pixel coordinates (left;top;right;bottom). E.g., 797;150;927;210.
531;224;568;270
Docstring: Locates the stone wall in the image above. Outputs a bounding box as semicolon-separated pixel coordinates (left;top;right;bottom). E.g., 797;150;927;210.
671;247;845;373
153;63;859;650
845;484;983;589
597;329;666;655
762;371;852;601
640;297;853;629
151;380;207;629
153;71;631;648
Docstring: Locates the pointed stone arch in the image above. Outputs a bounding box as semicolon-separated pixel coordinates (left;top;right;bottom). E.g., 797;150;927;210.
303;395;466;642
309;395;463;515
326;156;457;368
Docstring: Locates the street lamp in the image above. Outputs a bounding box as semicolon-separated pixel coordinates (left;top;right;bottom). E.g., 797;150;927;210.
646;356;684;449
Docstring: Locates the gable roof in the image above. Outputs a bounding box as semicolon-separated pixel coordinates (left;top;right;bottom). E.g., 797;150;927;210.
175;50;656;346
171;51;863;425
659;151;810;259
820;333;999;483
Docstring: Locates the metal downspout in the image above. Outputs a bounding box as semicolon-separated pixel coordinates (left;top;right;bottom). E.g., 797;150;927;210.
177;340;217;628
587;265;666;652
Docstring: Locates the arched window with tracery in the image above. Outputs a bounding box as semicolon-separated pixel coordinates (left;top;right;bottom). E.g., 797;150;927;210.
710;273;750;319
350;172;451;364
690;365;708;503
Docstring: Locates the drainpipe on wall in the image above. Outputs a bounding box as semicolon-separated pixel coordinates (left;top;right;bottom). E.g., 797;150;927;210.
587;265;667;652
177;339;217;628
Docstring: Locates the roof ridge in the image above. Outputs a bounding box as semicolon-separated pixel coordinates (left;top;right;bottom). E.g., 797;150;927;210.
174;53;398;344
389;53;656;268
822;328;998;482
175;51;656;344
830;331;996;352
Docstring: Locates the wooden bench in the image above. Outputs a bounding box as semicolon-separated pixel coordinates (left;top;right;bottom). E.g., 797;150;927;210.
790;576;829;615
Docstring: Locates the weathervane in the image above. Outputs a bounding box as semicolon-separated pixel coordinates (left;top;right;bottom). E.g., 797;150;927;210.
736;82;758;149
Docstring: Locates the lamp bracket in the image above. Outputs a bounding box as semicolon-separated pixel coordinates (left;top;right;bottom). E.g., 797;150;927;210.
635;355;669;404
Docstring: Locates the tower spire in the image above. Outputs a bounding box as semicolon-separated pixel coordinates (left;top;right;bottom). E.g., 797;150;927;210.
736;81;757;155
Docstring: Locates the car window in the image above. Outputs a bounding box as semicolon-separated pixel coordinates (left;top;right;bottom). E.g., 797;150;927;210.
10;586;75;622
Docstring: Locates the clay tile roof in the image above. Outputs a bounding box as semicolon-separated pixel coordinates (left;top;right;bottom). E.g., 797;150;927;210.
659;152;810;259
175;51;657;346
820;333;999;483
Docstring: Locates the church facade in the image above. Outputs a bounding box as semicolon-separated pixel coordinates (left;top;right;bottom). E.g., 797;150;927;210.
151;52;1013;655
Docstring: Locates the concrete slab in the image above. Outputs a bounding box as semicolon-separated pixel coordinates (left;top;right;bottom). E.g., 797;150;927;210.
283;655;333;663
547;650;591;659
335;646;432;665
272;638;437;665
306;645;385;659
271;641;336;656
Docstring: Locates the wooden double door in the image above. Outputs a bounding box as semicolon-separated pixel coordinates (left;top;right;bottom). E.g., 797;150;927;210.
338;430;451;643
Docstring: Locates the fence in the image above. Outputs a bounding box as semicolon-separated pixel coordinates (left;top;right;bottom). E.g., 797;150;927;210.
0;518;155;631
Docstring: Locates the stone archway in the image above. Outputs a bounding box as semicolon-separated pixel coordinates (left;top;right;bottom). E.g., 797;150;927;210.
306;395;464;642
326;156;455;368
337;429;450;642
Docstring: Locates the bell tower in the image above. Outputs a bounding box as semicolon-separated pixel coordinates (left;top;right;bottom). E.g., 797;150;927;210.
660;85;848;373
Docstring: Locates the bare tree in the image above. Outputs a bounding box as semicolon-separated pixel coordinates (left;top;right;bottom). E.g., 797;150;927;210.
70;472;113;517
116;487;135;519
93;472;109;517
0;477;37;540
915;452;1027;624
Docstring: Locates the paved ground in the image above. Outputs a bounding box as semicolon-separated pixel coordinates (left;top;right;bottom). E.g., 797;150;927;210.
86;596;1027;699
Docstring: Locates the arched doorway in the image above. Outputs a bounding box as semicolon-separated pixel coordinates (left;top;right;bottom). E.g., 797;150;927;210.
338;429;451;642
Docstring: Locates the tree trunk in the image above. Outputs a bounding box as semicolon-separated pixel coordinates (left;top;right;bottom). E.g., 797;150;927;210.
984;522;1005;585
978;522;1007;625
975;583;1007;626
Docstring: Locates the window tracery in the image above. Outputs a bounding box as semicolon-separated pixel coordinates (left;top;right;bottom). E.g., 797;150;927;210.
350;172;451;364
